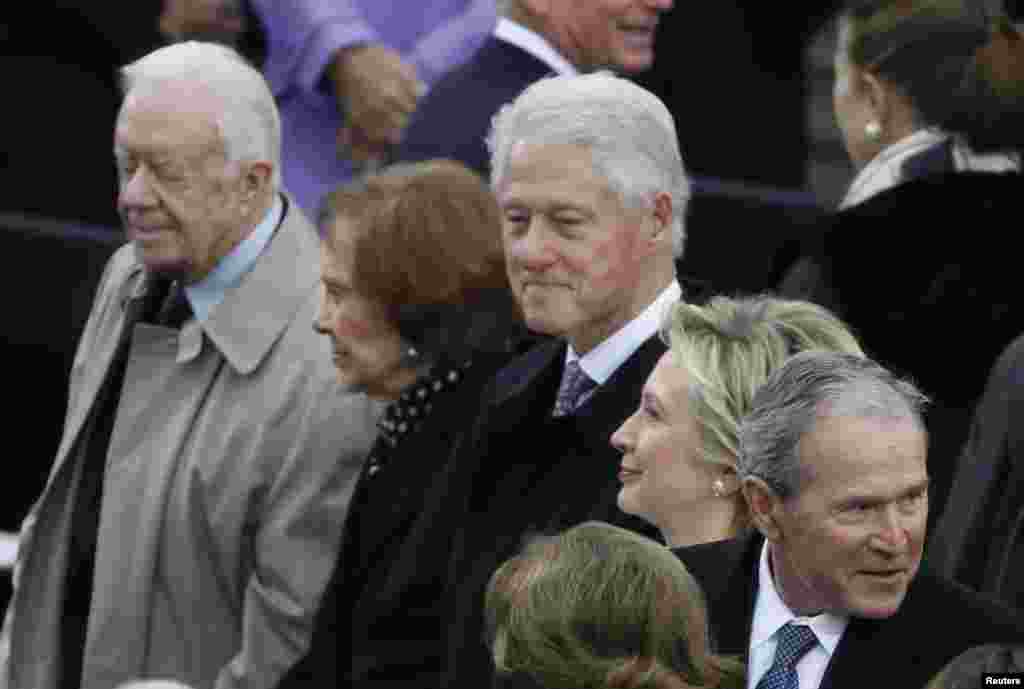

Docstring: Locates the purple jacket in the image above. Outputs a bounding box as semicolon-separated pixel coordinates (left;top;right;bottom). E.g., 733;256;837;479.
251;0;496;216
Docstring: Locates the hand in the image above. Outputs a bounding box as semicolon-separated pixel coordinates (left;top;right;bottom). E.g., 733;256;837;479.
330;44;425;166
159;0;246;45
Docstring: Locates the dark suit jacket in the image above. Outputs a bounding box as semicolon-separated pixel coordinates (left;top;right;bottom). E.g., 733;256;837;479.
777;171;1024;529
435;335;666;688
929;332;1024;610
674;535;1024;689
276;351;514;689
394;36;554;177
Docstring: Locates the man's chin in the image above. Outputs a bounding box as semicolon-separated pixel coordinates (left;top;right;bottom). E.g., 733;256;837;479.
135;250;189;280
847;592;908;619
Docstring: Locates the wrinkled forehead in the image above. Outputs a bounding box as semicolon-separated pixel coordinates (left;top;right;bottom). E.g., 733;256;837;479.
498;141;619;202
797;413;928;492
116;82;224;153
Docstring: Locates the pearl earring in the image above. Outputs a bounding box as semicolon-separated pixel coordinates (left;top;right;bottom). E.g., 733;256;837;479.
865;121;882;141
712;478;727;498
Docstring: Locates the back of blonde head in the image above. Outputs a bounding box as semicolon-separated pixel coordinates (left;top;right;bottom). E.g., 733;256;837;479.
663;296;864;477
486;521;744;689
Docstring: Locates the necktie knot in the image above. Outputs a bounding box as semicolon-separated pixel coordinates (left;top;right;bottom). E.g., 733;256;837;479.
775;623;817;669
755;623;818;689
553;359;597;417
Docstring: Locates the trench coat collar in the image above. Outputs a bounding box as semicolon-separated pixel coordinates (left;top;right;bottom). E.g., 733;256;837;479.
121;194;318;375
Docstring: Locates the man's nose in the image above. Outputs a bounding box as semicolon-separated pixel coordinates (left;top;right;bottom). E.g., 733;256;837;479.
508;224;556;271
870;505;912;552
119;167;157;210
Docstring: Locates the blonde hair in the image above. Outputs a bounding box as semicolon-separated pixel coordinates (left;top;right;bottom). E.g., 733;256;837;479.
486;522;744;689
662;296;864;511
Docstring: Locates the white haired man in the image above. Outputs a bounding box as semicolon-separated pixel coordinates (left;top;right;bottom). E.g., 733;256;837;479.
396;0;674;177
402;71;689;689
675;351;1024;689
0;42;380;689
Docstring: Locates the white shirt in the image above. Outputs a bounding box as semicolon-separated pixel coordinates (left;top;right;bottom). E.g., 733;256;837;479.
185;194;284;324
748;542;849;689
565;280;682;397
840;129;1021;209
493;17;578;76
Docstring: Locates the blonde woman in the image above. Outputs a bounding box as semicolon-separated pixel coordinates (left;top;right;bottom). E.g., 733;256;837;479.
486;521;745;689
612;295;864;547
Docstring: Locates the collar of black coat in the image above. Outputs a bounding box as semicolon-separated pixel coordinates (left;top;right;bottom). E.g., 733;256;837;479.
484;334;666;455
119;193;316;375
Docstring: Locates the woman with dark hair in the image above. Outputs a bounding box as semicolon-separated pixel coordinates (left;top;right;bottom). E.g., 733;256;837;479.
780;0;1024;523
278;159;527;689
832;0;1022;207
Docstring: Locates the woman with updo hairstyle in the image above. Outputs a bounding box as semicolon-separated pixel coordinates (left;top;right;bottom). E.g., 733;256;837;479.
835;0;1023;206
485;521;745;689
279;159;527;689
780;0;1024;524
611;295;863;548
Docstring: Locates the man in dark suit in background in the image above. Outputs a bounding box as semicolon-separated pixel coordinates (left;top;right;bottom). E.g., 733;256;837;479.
425;70;688;689
676;351;1024;689
395;0;674;177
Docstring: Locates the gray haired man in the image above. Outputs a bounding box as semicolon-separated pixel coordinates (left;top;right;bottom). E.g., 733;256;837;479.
675;351;1024;689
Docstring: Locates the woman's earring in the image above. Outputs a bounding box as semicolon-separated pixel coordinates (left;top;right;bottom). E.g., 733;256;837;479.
712;478;727;498
400;345;421;367
864;121;882;141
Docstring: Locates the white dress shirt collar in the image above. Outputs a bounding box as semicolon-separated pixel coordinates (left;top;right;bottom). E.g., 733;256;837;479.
748;541;848;689
494;17;579;76
566;280;681;385
185;194;284;324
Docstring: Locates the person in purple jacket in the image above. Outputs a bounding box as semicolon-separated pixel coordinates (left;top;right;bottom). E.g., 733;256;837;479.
249;0;497;215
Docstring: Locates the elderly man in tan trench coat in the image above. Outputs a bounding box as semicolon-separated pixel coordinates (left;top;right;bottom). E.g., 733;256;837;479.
0;42;380;689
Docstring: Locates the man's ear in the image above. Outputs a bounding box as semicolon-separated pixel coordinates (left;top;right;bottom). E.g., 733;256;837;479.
742;476;784;542
649;191;673;244
860;68;891;127
243;161;273;199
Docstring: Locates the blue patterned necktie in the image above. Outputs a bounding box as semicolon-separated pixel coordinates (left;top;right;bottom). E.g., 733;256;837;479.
552;359;597;417
756;623;818;689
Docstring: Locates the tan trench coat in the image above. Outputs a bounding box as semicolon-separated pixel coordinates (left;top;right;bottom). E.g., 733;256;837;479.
0;201;381;689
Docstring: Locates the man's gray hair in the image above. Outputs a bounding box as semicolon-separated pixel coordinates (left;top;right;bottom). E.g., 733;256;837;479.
737;351;930;499
121;41;282;188
486;71;690;258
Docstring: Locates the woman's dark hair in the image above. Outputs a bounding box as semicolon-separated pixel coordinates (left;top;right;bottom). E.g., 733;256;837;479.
318;159;523;363
842;0;1024;152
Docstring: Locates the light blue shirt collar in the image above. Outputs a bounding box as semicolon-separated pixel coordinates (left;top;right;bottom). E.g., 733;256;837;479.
185;194;284;324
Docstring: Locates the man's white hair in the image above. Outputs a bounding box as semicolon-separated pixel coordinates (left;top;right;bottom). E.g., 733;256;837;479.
487;71;690;258
121;41;282;188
